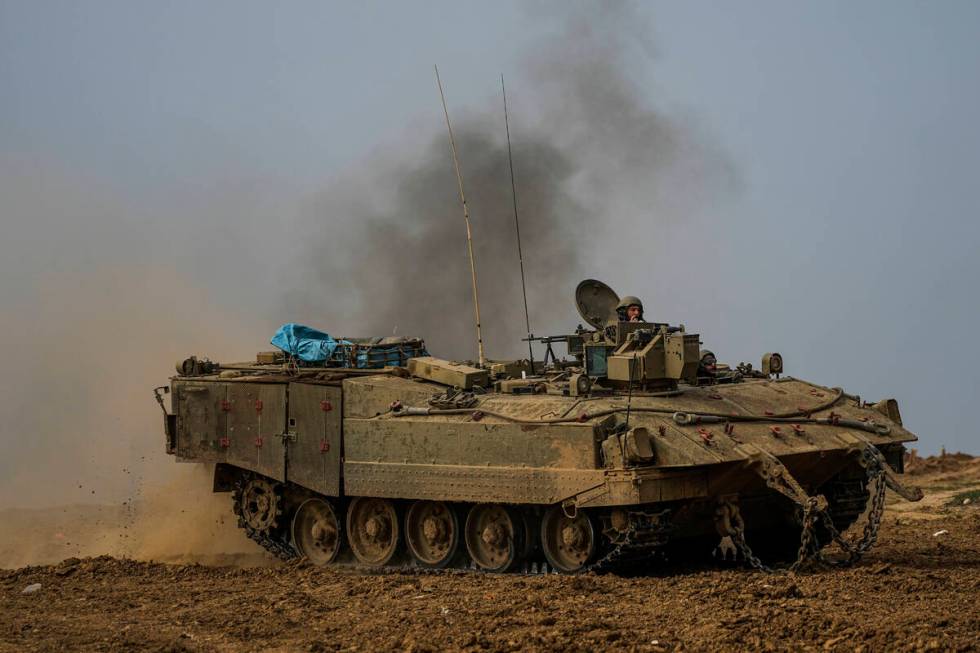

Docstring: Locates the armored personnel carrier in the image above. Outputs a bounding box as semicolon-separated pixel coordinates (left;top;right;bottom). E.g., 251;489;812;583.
155;280;922;573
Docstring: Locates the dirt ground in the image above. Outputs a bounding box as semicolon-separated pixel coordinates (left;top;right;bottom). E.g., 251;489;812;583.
2;455;979;653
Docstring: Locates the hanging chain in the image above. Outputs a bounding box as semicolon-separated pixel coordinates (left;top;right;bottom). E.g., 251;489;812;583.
725;446;887;573
816;450;888;566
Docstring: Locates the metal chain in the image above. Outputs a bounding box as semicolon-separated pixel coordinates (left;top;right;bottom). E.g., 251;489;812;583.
730;497;820;574
816;455;887;567
586;509;672;573
787;498;821;572
731;448;886;573
732;528;774;574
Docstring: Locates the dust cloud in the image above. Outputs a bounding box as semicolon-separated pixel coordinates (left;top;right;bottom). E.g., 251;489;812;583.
0;256;270;567
0;261;257;511
283;4;733;360
119;465;270;565
0;158;271;564
0;465;269;569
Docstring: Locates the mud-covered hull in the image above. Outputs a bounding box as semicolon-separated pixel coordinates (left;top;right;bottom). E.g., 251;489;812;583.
163;368;917;572
337;375;913;508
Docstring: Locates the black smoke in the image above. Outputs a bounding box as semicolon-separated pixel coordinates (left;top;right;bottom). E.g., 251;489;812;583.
285;3;733;360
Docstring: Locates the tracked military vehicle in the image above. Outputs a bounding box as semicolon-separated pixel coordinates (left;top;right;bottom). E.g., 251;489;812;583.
155;280;922;573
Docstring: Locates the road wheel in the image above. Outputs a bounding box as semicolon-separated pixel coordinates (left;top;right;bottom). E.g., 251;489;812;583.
464;504;524;572
291;498;342;566
405;501;460;568
346;497;400;566
541;505;597;573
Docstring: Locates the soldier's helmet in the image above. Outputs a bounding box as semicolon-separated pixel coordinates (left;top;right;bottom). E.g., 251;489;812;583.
616;295;644;320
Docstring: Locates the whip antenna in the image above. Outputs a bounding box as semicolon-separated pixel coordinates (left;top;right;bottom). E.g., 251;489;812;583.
501;75;535;369
435;65;486;367
625;353;637;428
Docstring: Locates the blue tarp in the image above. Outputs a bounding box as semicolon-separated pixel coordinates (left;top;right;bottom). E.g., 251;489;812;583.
271;323;346;363
272;323;428;368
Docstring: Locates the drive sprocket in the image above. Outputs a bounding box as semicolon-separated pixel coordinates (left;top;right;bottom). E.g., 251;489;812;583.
232;473;296;560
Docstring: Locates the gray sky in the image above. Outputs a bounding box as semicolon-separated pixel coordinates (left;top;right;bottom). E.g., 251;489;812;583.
1;0;978;507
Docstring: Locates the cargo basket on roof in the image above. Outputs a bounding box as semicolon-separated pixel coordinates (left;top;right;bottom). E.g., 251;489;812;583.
327;337;428;369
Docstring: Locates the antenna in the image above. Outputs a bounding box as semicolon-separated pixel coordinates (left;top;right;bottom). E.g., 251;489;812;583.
501;75;535;369
435;65;486;368
624;353;637;428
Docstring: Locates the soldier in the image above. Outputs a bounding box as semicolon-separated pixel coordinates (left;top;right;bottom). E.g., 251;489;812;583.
616;296;644;322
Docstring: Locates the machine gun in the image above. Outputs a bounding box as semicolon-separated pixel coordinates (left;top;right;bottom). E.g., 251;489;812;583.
521;332;586;367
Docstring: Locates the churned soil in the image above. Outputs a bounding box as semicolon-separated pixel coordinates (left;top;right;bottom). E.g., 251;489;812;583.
2;457;979;653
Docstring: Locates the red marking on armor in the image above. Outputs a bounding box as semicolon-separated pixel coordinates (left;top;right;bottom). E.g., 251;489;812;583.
697;428;714;444
319;440;330;453
254;437;263;447
220;400;232;412
254;399;263;412
320;400;333;412
219;437;230;448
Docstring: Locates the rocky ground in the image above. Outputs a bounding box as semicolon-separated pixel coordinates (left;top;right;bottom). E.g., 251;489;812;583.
2;455;978;652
